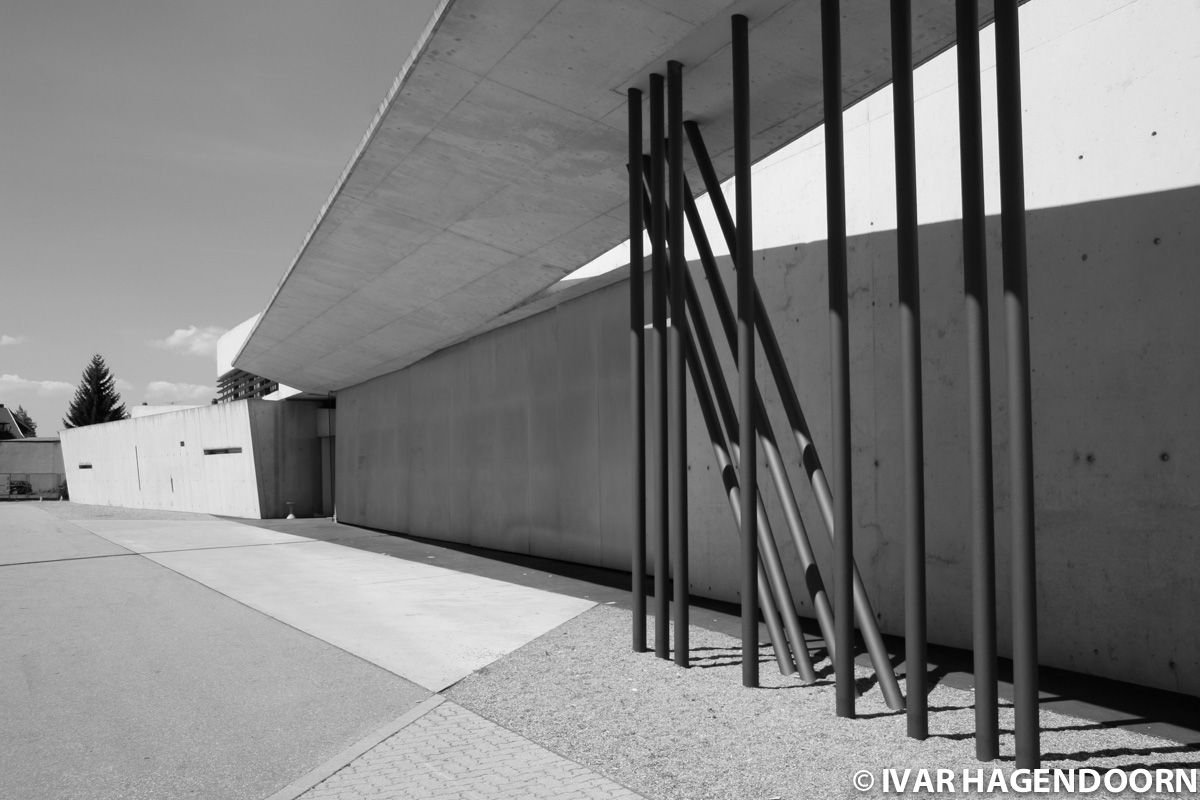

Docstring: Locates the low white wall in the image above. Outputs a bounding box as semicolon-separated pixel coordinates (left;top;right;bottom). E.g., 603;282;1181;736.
62;403;263;517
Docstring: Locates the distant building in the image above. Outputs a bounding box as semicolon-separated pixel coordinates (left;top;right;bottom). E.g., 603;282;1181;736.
0;404;65;498
214;315;283;403
0;404;28;440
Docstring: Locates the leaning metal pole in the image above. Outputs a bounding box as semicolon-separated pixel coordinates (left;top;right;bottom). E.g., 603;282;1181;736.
683;122;905;711
732;12;758;689
667;170;820;681
648;203;796;681
683;311;797;677
628;88;648;654
649;73;670;660
823;0;854;718
956;0;999;761
678;217;816;682
891;0;928;740
637;179;803;677
667;60;689;669
995;0;1040;770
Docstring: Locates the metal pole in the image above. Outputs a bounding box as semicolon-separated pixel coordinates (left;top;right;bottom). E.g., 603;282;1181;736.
732;13;758;689
682;122;906;711
891;0;927;740
637;180;802;677
628;87;648;654
633;172;801;681
955;0;998;761
679;236;816;682
822;0;855;719
670;172;819;682
684;311;798;678
995;0;1039;770
667;60;689;669
649;72;670;660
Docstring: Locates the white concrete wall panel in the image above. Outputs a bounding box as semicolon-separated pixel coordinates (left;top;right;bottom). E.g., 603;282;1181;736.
62;404;262;518
61;401;323;519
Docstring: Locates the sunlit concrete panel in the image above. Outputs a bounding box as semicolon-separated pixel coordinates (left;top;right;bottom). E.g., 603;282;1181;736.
61;401;323;519
141;536;595;691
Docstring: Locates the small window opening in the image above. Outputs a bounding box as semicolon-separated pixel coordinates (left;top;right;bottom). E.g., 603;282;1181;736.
203;447;243;455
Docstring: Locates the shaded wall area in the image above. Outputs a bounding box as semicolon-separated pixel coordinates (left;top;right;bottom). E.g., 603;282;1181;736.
0;439;65;497
62;400;323;519
338;185;1200;695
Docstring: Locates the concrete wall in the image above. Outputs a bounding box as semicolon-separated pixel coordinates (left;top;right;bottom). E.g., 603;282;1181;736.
248;400;323;518
62;401;322;519
336;0;1200;694
340;183;1200;695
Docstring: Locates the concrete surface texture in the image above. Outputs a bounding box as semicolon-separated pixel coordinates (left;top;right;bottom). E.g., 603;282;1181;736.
61;399;323;518
0;504;431;800
0;504;608;799
67;518;595;692
334;0;1200;696
6;504;1198;799
235;0;981;392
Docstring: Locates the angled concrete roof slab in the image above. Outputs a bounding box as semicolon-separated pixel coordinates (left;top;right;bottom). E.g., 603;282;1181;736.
237;0;994;392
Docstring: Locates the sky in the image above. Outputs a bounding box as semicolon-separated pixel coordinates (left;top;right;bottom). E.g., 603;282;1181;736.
0;0;442;435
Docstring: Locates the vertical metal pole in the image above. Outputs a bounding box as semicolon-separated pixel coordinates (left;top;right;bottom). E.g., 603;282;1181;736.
995;0;1039;770
891;0;927;740
628;88;648;654
667;60;689;668
649;73;670;660
732;13;758;689
822;0;854;719
956;0;998;761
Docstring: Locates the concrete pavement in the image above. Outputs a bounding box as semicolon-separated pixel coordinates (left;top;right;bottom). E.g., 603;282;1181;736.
0;503;633;800
0;504;429;800
68;517;595;691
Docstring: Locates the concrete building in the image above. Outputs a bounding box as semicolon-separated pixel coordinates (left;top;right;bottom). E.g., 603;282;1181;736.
0;403;65;498
61;400;327;519
0;404;31;440
227;0;1199;706
0;437;65;498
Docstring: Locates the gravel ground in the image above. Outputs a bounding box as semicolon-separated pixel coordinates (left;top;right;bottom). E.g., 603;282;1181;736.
448;605;1200;800
33;501;220;521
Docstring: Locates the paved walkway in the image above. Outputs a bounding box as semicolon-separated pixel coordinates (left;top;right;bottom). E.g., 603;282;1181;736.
297;700;643;800
1;503;643;800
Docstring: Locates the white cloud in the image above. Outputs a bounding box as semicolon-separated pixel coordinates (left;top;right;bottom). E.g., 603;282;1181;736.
0;334;28;346
0;373;73;396
144;381;215;403
150;325;227;357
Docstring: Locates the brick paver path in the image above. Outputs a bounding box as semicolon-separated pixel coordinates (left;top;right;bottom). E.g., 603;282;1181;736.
299;700;646;799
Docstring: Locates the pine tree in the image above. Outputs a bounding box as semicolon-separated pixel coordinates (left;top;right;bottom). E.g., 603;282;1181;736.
62;354;129;428
12;405;37;436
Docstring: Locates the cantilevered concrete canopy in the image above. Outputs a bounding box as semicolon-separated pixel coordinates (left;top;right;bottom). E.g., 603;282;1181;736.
237;0;992;393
